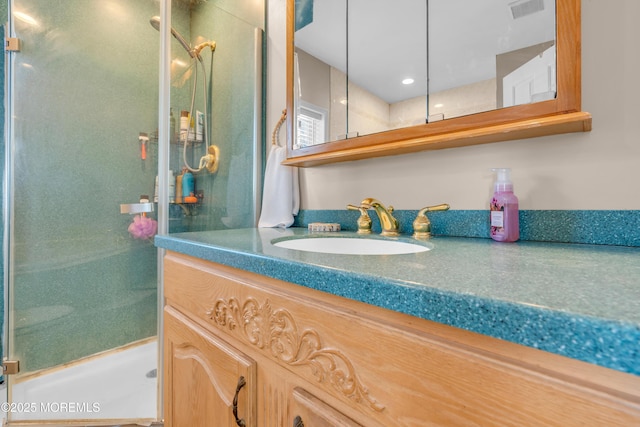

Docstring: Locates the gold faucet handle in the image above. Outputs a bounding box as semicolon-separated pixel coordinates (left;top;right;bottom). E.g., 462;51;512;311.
347;204;372;234
413;204;450;240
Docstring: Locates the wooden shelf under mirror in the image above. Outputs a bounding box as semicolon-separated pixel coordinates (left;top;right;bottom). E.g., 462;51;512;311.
284;0;591;167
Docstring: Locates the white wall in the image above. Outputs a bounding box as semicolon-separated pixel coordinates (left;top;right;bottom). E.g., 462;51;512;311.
267;0;640;211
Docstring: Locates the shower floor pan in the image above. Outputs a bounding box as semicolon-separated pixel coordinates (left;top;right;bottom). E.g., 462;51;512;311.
8;339;158;423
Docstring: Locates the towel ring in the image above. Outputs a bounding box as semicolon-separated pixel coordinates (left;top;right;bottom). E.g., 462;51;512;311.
272;109;287;147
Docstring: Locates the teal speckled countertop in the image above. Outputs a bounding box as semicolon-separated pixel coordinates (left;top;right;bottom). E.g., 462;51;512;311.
155;228;640;376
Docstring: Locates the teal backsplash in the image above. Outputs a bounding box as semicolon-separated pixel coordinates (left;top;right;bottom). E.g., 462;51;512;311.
294;210;640;247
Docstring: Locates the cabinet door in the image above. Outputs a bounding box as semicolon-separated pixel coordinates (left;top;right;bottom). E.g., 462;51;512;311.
290;387;364;427
164;306;256;427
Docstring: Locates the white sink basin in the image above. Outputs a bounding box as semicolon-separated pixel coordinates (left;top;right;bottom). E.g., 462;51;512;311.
272;236;431;255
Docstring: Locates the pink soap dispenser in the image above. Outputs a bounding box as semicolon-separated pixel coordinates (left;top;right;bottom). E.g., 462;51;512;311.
490;168;519;242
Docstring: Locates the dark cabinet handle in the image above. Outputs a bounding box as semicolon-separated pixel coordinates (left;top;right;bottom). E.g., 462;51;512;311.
233;376;247;427
293;415;304;427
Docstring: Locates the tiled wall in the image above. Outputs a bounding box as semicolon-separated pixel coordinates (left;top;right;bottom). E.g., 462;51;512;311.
294;209;640;247
2;0;264;374
5;0;160;373
169;1;264;232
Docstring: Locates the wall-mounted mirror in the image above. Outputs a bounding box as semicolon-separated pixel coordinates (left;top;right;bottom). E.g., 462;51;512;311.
285;0;591;167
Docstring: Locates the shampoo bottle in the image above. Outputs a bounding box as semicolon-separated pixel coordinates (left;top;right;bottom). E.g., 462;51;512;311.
182;170;194;199
490;168;519;242
180;110;190;142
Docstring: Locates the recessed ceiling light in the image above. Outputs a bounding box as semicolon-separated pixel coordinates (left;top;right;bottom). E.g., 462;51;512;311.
402;78;415;85
434;103;444;108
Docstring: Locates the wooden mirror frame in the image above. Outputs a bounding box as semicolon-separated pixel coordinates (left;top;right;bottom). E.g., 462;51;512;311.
284;0;591;167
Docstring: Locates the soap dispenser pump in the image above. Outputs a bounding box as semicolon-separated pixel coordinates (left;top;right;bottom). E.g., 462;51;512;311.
490;168;519;242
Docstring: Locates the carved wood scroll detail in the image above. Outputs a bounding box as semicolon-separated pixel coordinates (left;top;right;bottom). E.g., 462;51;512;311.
206;297;386;412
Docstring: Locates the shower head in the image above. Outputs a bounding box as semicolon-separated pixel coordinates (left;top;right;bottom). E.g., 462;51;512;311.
150;16;196;58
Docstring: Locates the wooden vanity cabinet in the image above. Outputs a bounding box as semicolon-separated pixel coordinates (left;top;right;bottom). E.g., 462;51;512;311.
163;251;640;426
164;306;257;427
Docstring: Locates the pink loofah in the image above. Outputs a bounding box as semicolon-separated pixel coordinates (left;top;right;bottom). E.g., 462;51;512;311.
128;214;158;240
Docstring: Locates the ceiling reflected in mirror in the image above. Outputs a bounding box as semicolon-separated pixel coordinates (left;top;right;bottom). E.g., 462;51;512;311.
295;0;554;106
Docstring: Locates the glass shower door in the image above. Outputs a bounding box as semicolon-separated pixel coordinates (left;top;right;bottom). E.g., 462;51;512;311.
5;0;160;423
167;1;264;234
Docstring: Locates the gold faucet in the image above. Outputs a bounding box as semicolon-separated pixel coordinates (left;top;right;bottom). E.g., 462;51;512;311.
360;198;399;237
347;204;372;234
412;204;450;240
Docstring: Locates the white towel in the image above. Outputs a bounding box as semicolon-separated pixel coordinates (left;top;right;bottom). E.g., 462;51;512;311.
258;144;299;228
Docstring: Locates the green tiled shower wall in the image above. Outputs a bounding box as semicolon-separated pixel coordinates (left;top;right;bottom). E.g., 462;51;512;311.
168;2;264;233
3;0;264;375
7;0;161;374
